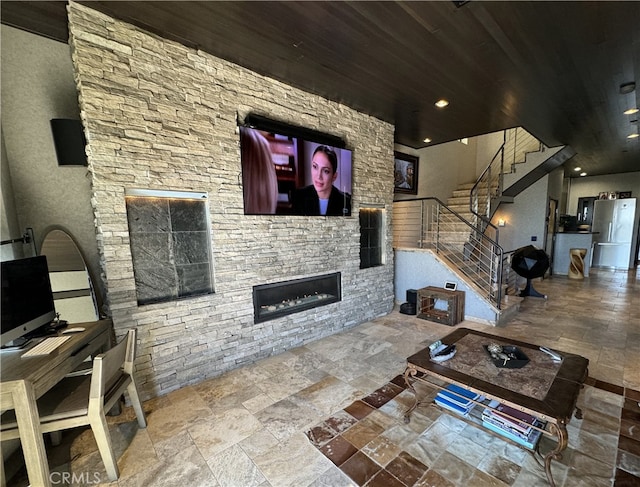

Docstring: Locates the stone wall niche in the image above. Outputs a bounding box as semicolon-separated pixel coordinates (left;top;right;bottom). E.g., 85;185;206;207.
125;189;214;305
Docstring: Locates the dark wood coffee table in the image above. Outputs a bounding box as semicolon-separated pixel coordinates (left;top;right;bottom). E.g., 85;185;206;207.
403;327;589;487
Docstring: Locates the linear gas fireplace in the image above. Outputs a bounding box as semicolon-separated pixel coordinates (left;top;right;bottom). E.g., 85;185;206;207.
253;272;341;323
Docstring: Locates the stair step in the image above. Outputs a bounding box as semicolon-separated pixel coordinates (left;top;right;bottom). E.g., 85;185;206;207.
448;194;492;202
447;196;470;205
457;183;476;190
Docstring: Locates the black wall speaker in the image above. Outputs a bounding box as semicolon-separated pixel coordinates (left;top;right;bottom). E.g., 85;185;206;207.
50;119;87;166
406;289;417;305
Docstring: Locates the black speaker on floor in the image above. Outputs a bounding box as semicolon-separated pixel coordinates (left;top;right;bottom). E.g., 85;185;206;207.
406;289;417;305
50;119;87;166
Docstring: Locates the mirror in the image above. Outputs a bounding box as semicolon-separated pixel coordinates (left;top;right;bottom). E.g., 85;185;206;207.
40;229;99;323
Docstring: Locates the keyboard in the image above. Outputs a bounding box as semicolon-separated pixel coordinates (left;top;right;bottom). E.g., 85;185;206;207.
21;336;71;358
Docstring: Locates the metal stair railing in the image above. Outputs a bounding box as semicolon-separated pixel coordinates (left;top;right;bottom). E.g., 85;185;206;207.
393;197;504;309
470;127;543;226
501;250;519;297
471;143;504;230
503;127;543;173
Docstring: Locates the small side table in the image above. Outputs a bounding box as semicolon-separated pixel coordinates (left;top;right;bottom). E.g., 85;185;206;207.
417;286;465;326
568;248;587;280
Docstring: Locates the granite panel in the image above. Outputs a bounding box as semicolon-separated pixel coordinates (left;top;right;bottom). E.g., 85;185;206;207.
126;197;171;233
434;332;561;400
169;199;208;232
126;197;213;304
176;262;213;297
134;265;178;304
172;231;210;264
129;232;172;266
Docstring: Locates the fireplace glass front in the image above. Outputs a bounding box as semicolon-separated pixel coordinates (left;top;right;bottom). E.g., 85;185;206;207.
253;272;341;323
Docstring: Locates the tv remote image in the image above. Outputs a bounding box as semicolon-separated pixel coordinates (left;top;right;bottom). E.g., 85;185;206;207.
539;346;562;361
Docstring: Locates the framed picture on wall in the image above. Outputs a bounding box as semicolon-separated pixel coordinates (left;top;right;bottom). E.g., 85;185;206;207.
394;151;419;194
619;191;632;199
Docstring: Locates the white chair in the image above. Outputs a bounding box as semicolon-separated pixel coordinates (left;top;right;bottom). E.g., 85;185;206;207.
1;329;147;481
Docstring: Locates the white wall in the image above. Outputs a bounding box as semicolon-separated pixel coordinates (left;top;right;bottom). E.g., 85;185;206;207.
492;175;550;253
393;137;478;203
395;249;501;325
0;26;102;305
475;131;504;176
566;172;640;214
1;128;22;261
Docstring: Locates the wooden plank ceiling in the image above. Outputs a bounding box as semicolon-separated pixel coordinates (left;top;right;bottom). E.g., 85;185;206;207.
2;1;639;178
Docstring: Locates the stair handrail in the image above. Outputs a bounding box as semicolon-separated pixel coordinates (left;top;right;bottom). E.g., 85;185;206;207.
470;143;505;224
470;127;542;230
392;197;505;308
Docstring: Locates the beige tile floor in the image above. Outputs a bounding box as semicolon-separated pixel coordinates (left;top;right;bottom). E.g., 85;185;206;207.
7;268;640;486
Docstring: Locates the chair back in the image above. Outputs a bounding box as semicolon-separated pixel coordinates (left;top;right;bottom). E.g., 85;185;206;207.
90;329;136;401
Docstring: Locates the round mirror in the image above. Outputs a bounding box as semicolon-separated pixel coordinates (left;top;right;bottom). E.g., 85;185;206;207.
40;229;99;323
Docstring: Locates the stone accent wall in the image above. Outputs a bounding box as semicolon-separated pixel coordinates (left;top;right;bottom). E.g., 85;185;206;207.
67;3;396;400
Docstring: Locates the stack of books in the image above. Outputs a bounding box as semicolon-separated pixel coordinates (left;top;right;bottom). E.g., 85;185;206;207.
482;402;544;449
434;384;480;417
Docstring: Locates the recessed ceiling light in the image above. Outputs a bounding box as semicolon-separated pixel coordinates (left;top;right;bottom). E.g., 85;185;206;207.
580;172;587;177
423;137;432;143
624;108;639;115
628;133;639;139
620;82;636;94
574;167;581;171
434;99;449;108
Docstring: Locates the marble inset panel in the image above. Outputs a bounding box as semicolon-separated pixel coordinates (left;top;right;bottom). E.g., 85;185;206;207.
134;264;179;304
129;233;172;266
125;191;213;305
177;262;213;297
126;197;171;233
172;231;210;264
169;199;209;232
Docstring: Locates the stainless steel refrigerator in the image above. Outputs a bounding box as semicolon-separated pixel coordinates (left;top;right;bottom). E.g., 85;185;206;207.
591;198;639;269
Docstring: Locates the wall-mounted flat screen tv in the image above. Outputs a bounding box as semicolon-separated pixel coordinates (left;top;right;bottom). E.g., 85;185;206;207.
239;120;352;216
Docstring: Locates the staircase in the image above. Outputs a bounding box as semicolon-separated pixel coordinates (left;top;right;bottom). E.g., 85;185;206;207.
441;181;521;319
393;127;575;325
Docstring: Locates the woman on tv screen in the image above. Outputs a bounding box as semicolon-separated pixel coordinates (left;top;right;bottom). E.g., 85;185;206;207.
292;145;351;216
240;127;279;214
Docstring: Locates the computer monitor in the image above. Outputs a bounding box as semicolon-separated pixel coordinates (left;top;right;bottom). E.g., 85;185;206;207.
1;256;56;347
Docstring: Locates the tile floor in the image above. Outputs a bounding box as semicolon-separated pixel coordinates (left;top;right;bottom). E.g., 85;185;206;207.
7;269;640;486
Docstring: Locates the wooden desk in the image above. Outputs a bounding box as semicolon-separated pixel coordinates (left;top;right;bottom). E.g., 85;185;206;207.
1;319;112;486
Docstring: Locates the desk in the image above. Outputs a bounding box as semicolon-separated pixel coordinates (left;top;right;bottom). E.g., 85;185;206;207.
403;328;588;487
1;319;112;486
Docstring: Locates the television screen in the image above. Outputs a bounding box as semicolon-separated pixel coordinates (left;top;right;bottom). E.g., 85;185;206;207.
1;256;56;346
240;126;352;216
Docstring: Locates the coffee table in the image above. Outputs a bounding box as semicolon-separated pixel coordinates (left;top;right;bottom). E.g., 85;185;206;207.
403;328;589;487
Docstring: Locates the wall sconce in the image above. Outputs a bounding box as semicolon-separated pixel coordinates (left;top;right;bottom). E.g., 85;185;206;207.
498;219;506;227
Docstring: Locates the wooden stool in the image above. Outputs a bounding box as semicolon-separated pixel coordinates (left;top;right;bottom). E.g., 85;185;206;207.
568;248;587;279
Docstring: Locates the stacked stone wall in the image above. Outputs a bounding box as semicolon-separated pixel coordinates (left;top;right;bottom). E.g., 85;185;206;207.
68;3;396;399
